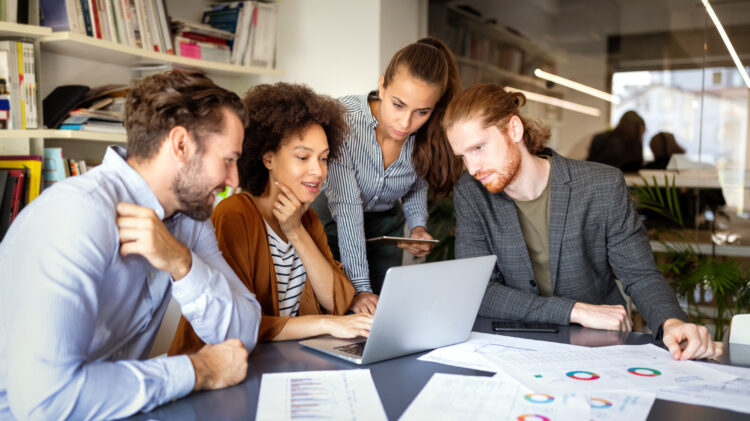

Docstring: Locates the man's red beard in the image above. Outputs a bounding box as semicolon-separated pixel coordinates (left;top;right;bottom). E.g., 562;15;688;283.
474;140;522;194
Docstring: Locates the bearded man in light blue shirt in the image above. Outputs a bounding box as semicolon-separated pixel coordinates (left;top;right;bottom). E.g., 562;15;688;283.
0;71;262;420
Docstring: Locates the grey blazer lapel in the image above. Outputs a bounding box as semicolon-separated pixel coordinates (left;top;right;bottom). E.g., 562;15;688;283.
547;151;572;294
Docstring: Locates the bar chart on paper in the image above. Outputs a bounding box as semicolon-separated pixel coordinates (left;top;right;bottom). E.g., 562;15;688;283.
256;369;387;421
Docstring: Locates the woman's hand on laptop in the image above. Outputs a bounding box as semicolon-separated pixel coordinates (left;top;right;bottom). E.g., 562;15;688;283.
324;314;374;338
351;292;378;315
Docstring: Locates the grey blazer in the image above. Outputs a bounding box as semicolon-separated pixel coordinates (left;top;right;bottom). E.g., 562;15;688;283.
454;149;687;334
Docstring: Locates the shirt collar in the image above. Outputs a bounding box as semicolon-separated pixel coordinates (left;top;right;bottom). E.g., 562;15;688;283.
103;146;167;220
360;91;379;128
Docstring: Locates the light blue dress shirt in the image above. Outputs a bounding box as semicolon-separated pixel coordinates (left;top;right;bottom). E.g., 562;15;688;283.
323;94;428;293
0;146;261;421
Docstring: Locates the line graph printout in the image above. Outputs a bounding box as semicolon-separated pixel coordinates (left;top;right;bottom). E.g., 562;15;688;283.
656;363;750;414
256;369;387;421
418;331;582;372
481;344;737;393
399;373;590;421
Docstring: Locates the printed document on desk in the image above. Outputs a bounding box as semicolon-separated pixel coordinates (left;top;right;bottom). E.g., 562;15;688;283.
581;391;656;421
482;343;737;393
418;331;582;372
256;369;387;421
399;373;590;421
656;363;750;414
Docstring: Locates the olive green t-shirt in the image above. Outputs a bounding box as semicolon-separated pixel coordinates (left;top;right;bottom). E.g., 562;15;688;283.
513;170;552;297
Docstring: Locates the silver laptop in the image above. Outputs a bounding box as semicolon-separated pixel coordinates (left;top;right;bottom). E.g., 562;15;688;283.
299;255;497;364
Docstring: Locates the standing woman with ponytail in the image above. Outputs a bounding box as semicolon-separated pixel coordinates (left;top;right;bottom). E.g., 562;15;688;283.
311;38;462;314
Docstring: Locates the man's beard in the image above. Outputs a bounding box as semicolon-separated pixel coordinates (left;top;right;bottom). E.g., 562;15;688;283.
171;154;219;221
475;140;521;194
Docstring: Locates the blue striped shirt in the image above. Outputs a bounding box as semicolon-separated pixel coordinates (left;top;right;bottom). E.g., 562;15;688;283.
323;94;428;293
0;146;262;420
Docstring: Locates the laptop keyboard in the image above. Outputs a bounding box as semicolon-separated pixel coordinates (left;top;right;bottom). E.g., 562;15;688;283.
334;341;367;356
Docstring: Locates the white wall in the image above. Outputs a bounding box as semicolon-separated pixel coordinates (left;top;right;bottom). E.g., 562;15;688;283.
257;0;428;98
379;0;425;75
258;0;381;97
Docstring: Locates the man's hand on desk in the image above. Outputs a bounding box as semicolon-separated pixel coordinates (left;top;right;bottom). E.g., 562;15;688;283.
351;292;379;315
189;338;249;391
662;318;723;360
570;302;633;331
116;203;192;280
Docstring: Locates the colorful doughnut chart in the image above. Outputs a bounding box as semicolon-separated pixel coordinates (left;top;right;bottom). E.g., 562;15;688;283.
565;370;600;380
627;367;662;377
523;393;555;404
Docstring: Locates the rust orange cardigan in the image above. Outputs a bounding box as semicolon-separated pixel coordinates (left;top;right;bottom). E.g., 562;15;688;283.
168;193;354;354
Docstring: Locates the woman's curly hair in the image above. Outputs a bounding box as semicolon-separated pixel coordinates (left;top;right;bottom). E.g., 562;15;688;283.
239;83;349;195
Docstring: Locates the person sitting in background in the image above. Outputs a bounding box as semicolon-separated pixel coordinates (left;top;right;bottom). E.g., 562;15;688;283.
587;110;645;172
0;71;262;420
645;131;685;169
169;83;371;350
444;83;721;361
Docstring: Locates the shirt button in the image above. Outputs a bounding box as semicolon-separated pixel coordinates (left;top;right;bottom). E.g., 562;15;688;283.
114;351;124;359
529;280;537;288
150;272;155;278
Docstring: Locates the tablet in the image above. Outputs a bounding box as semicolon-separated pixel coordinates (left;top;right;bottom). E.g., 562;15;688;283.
365;236;440;245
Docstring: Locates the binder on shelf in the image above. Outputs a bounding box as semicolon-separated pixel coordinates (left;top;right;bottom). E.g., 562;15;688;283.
0;155;42;202
0;168;18;240
42;84;91;129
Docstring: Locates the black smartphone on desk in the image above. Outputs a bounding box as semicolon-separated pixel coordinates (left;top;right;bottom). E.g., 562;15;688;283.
491;321;559;333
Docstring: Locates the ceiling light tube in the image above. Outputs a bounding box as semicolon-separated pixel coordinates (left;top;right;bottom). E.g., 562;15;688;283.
505;86;601;117
702;0;750;88
534;69;620;104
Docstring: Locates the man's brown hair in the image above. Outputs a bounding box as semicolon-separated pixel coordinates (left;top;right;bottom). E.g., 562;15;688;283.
124;71;246;161
443;83;551;154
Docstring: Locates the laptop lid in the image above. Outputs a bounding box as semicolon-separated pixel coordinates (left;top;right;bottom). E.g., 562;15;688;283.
300;255;496;364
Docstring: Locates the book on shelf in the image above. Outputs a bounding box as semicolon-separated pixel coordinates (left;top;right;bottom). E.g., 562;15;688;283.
1;0;40;25
41;0;174;55
174;35;230;63
0;40;38;130
201;1;277;68
60;120;125;133
42;147;66;187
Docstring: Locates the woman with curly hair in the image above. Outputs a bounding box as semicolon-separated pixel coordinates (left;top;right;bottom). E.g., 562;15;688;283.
169;83;371;350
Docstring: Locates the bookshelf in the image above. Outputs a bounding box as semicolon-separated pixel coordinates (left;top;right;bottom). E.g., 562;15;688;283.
0;129;126;143
0;0;281;161
40;31;282;79
0;21;51;38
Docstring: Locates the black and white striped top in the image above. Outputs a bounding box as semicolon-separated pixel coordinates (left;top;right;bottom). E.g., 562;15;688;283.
264;221;307;317
322;93;428;293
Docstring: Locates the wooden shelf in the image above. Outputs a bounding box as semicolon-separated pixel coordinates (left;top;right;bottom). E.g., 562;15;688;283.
0;129;126;143
446;4;561;63
456;57;562;93
39;31;283;78
0;22;52;39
